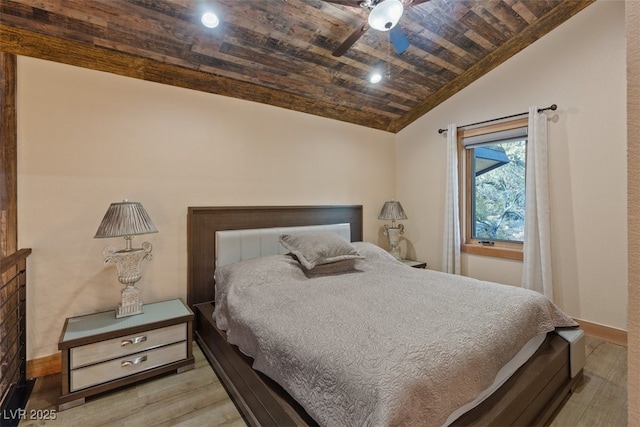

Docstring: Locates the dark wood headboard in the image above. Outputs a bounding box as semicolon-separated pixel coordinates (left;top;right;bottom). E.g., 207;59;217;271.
187;205;363;308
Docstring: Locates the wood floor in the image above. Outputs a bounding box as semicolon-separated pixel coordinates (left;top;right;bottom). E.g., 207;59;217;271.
18;336;626;426
550;336;627;427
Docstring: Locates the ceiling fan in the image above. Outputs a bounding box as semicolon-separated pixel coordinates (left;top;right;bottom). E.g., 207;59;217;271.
325;0;431;57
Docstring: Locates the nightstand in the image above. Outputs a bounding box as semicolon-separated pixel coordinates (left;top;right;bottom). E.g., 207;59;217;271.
58;299;195;411
401;259;427;269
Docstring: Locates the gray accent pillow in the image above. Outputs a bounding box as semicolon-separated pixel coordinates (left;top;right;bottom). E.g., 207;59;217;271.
279;232;363;270
302;259;359;278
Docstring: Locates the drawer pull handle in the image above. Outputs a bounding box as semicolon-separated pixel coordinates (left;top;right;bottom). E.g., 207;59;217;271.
121;335;147;347
121;355;147;368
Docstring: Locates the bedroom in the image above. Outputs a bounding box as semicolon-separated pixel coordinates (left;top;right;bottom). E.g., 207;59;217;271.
1;0;638;425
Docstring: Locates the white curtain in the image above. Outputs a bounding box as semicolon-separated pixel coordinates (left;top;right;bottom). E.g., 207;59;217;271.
522;106;553;300
442;123;461;275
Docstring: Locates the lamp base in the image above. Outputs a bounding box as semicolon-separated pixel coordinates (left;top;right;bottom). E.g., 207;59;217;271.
383;224;404;260
103;243;152;319
389;244;402;260
116;285;144;318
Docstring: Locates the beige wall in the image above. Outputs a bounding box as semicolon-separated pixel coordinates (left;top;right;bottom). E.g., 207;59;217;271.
397;0;627;330
17;57;396;359
627;0;639;424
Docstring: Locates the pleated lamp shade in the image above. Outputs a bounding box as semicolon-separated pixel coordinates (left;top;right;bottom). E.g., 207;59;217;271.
378;200;408;221
94;201;158;238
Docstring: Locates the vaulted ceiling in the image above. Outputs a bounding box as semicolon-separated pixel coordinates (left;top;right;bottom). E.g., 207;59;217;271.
0;0;593;132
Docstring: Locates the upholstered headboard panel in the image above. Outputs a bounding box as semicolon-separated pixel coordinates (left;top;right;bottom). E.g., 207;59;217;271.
216;223;351;268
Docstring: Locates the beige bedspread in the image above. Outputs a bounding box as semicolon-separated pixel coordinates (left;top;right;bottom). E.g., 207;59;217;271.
214;242;577;427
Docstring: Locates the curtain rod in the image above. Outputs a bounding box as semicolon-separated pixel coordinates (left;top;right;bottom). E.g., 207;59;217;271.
437;104;557;134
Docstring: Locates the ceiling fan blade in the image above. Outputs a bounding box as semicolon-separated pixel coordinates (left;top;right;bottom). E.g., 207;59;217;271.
332;22;369;57
389;26;409;54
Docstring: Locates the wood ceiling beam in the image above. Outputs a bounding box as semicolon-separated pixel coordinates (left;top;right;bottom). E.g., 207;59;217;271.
0;24;393;132
0;52;18;257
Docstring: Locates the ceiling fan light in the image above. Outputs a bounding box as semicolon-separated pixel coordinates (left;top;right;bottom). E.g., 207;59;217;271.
368;0;404;32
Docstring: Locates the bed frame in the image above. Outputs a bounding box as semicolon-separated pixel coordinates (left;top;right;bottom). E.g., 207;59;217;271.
187;205;582;426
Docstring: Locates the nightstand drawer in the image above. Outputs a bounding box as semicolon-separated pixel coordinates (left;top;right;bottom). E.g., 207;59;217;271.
71;323;186;369
70;341;186;391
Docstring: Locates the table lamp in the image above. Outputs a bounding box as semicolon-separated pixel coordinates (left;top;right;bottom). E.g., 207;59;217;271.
378;200;407;259
94;200;158;318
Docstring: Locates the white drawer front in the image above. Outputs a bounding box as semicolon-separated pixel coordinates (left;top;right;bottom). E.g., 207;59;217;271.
71;323;186;369
70;341;186;392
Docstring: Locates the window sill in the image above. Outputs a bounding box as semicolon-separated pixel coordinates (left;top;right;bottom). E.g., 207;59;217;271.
461;243;523;261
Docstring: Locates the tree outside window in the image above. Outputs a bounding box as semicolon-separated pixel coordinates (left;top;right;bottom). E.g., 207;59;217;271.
471;140;526;242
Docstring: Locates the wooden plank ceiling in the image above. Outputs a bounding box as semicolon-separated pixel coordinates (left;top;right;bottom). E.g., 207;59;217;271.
0;0;593;132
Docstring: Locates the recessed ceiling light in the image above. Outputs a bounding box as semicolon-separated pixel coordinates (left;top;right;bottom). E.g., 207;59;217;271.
370;73;383;84
201;11;220;28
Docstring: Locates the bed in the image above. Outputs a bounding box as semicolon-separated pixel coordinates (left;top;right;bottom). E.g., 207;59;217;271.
187;205;584;426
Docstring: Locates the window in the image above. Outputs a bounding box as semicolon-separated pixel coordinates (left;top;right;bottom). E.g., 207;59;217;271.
459;118;527;260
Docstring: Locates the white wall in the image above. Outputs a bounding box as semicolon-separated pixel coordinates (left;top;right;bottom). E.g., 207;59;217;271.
17;58;396;359
397;0;627;330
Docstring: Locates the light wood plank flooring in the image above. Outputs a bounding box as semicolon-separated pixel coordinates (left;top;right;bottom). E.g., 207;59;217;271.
19;336;626;426
19;345;245;427
550;336;627;427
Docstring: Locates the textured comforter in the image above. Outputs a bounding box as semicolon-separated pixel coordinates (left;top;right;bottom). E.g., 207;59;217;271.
213;242;577;427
